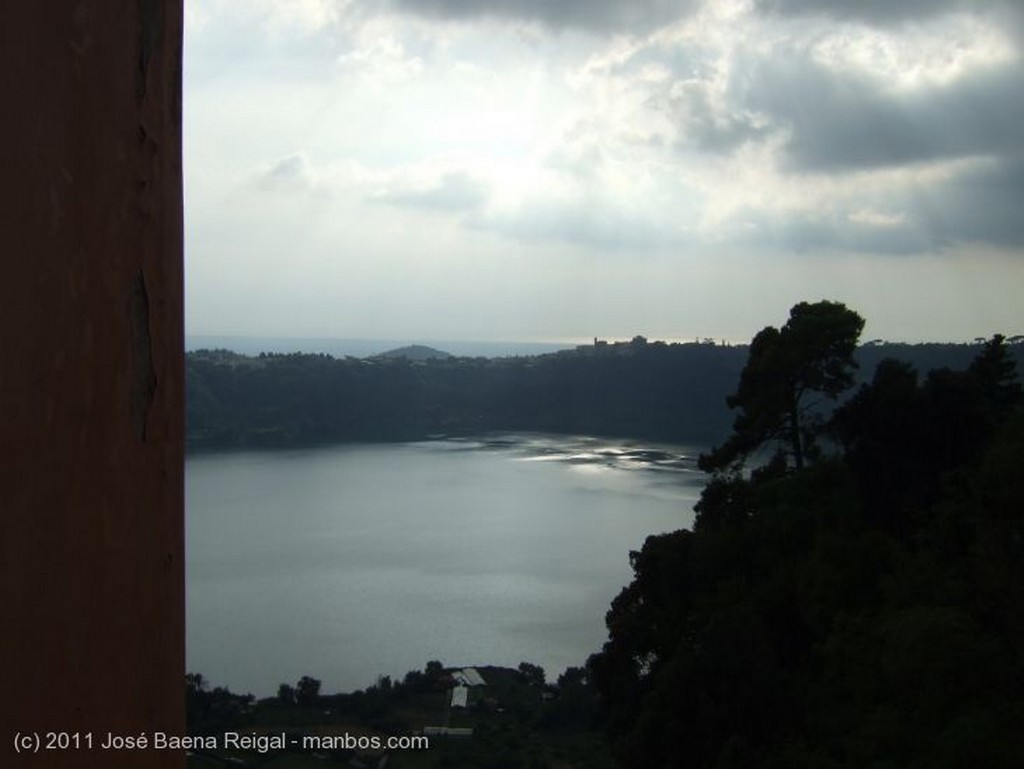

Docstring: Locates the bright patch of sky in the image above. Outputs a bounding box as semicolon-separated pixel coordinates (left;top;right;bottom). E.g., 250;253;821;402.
185;0;1024;345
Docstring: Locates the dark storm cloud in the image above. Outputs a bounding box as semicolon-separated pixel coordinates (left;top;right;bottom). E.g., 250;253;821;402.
730;205;933;256
921;155;1024;247
754;1;1024;53
755;0;971;25
383;0;700;33
740;53;1024;172
733;154;1024;254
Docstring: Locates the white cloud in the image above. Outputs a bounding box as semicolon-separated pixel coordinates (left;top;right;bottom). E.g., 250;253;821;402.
808;15;1018;90
847;208;907;228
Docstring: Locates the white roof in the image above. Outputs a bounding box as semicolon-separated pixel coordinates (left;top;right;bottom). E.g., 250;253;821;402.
452;667;486;687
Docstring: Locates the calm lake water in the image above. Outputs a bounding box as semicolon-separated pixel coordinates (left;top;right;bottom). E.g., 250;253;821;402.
186;434;704;696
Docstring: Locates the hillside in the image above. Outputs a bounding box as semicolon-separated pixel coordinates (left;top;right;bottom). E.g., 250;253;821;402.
185;339;1023;451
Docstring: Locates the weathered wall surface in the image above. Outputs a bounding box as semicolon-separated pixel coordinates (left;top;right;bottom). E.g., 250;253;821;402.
0;4;184;767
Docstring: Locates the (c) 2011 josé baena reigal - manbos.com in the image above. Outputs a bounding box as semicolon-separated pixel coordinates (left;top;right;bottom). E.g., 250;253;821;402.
28;730;423;754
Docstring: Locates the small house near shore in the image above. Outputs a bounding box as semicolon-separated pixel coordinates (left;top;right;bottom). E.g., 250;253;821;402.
450;685;468;708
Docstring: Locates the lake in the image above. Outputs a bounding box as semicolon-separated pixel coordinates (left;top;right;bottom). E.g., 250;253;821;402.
186;434;704;697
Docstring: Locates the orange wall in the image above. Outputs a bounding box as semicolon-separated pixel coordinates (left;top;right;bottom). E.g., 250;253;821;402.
1;4;184;767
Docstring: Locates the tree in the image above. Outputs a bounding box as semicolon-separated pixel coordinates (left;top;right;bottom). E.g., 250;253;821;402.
518;661;546;687
296;675;321;706
831;336;1022;537
185;672;207;695
277;683;295;705
700;300;864;472
185;673;209;730
967;334;1022;417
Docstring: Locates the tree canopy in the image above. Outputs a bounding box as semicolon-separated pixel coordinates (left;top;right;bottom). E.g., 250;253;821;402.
700;300;865;472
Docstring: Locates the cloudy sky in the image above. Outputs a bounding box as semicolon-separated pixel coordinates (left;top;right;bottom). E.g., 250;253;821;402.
184;0;1024;345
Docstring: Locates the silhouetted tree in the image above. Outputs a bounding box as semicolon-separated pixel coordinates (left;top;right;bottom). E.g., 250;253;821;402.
701;300;864;472
277;683;295;705
186;672;207;695
518;662;546;687
968;333;1022;418
296;675;321;705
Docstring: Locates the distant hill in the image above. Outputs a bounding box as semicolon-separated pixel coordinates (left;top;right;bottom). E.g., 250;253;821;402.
374;344;453;361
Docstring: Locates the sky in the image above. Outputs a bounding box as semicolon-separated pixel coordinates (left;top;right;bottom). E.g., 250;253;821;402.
184;0;1024;345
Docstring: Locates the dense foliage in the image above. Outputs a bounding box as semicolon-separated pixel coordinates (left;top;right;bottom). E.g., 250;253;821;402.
590;312;1024;768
